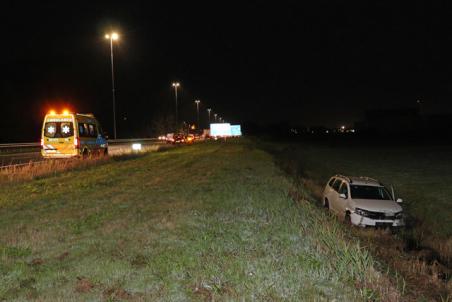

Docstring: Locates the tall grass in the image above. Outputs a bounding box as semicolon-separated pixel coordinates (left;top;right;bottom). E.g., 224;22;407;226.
263;140;452;300
0;157;109;184
0;139;400;301
0;144;169;184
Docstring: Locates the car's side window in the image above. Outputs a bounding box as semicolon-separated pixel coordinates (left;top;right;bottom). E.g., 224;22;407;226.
328;178;336;187
83;123;90;137
88;124;97;137
332;179;342;192
339;183;349;198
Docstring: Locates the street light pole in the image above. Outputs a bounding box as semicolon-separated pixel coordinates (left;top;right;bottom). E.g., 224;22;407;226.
195;100;200;129
172;82;180;125
207;108;211;124
105;32;119;139
214;113;218;122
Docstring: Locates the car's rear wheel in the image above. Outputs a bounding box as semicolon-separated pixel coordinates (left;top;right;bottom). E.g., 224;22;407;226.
324;198;330;209
82;149;89;159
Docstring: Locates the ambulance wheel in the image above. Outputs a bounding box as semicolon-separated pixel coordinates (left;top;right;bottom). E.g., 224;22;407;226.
82;149;89;159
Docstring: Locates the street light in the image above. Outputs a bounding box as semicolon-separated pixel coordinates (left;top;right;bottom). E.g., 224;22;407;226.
105;32;119;139
172;82;180;124
214;113;218;122
207;108;212;124
194;100;200;129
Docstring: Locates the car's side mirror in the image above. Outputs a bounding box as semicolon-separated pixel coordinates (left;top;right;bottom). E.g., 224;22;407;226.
339;193;347;199
396;198;403;203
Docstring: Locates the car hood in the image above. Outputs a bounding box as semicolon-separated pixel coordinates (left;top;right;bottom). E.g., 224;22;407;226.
351;199;402;213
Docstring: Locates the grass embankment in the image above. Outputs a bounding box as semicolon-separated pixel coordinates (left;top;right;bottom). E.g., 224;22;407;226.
0;140;395;301
266;141;452;299
0;144;168;184
0;157;109;184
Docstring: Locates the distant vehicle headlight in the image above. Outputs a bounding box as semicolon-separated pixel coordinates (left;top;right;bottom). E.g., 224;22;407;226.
354;208;370;217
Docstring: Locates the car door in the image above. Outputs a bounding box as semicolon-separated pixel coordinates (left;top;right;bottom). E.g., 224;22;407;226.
323;178;336;202
337;182;350;215
329;179;343;213
95;121;108;152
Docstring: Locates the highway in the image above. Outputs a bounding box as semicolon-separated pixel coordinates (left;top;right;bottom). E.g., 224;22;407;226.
0;150;42;167
0;139;164;168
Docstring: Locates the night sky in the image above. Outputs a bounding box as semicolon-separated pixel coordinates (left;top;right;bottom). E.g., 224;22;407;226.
1;1;451;141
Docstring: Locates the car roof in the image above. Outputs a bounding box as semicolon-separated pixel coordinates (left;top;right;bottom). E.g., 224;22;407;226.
333;175;382;187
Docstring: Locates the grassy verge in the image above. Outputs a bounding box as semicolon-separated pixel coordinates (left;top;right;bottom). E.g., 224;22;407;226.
0;139;397;301
0;144;169;184
0;157;109;184
263;140;452;299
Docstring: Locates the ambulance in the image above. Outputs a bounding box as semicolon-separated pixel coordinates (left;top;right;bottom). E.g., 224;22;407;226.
41;110;108;158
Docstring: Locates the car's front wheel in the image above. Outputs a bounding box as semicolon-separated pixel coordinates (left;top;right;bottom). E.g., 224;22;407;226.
344;211;352;225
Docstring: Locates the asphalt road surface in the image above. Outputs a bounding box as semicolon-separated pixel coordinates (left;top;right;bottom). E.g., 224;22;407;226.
0;141;164;168
0;150;42;167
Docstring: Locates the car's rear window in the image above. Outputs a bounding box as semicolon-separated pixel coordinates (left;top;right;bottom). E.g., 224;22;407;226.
328;178;336;187
44;122;74;138
332;179;342;192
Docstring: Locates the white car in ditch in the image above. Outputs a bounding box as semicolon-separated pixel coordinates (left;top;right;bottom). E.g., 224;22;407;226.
322;175;404;227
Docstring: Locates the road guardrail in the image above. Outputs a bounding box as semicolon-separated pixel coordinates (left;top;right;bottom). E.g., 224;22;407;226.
0;138;159;150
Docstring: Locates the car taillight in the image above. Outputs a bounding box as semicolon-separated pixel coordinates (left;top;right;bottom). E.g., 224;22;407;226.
74;137;80;149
